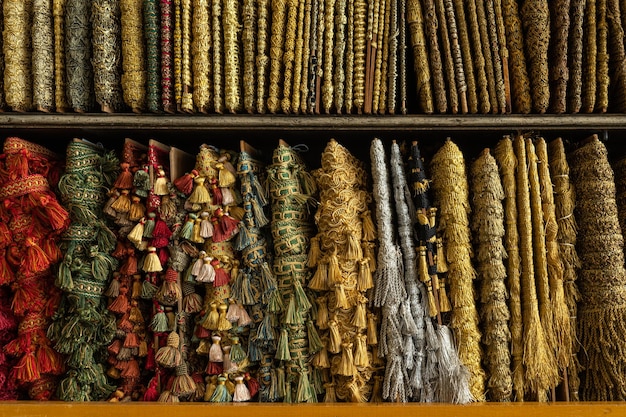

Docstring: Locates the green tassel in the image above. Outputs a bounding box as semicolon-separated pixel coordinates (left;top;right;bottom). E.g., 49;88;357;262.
306;320;324;354
260;262;277;295
311;366;324;396
234;223;252;251
296;368;313;403
56;260;74;291
91;252;118;282
285;295;303;324
293;280;312;311
96;222;117;252
150;310;169;332
275;328;291;361
276;368;286;399
142;280;158;299
210;377;232;402
257;314;276;341
241;272;256;306
267;287;284;313
230;338;247;363
284;381;293;403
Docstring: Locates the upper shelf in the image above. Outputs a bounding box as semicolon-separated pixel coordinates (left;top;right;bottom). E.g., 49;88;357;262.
1;113;626;132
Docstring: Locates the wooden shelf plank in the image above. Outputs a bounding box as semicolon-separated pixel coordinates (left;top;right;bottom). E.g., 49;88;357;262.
0;113;626;131
0;401;625;417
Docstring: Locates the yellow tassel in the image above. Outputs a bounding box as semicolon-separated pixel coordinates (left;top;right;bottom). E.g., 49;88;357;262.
127;218;145;247
417;212;430;229
138;340;148;357
201;303;220;330
337;342;356;376
353;333;369;367
436;237;448;273
128;196;146;221
328;251;342;284
363;242;377;270
346;232;363;260
312;345;330;368
357;258;373;290
438;276;452;312
352;295;367;329
216;162;236;187
328;318;342;353
316;296;329;329
228;206;246;221
427;207;437;228
196;339;211;355
111;190;132;213
204;376;217;401
217;303;232;330
308;261;329;291
335;283;349;309
366;313;378;345
192;218;204;244
417;246;429;283
143;247;163;272
427;283;438;318
361;210;377;241
307;236;321;267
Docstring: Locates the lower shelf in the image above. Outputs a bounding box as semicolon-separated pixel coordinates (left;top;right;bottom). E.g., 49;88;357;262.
0;402;624;417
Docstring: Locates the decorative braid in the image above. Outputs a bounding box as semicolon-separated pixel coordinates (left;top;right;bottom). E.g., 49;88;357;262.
92;0;123;113
121;0;147;112
32;0;55;112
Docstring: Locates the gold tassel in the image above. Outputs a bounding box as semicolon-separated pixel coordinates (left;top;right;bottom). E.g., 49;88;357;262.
307;235;321;267
361;210;377;241
346;232;363;260
438;276;452;312
316;295;329;329
352;295;367;329
328;318;342;353
328;250;342;284
217;303;232;331
308;261;329;291
357;258;373;290
335;283;349;309
143;247;163;272
353;333;369;367
337;342;356;376
436;237;449;273
366;313;378;345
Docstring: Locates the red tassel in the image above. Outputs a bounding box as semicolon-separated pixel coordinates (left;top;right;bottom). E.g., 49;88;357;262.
108;339;122;356
112;241;127;258
117;313;134;332
0;252;15;285
245;373;259;398
174;169;198;195
123;332;140;349
158;248;169;266
121;359;141;378
205;361;223;375
195;323;211;339
216;208;239;240
210;217;226;242
109;287;130;314
151;219;172;248
212;260;230;287
41;239;62;264
37;344;63;375
114;163;134;189
145;345;156;371
0;222;11;249
31;192;70;231
6;148;30;178
44;287;62;317
165;267;178;282
144;377;159;401
120;251;138;275
25;237;50;274
12;349;40;383
12;282;44;316
210;179;223;205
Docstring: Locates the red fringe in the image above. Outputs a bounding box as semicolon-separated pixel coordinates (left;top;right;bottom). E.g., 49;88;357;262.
151;219;172;248
158;248;169;266
25;238;51;274
31;192;70;232
205;361;223;375
43;287;62;318
211;218;226;242
0;222;11;249
121;359;141;378
0;253;15;285
211;180;223;205
112;241;127;258
143;377;159;401
145;345;156;371
108;339;122;355
42;239;62;264
12;350;40;382
218;212;239;240
117;313;134;332
37;344;64;375
120;252;138;275
12;283;44;316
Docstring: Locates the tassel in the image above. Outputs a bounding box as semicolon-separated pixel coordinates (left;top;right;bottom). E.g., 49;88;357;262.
316;296;329;329
307;236;320;267
296;368;313;403
209;178;222;205
0;253;15;285
114;162;134;189
105;275;121;297
363;242;377;270
357;258;373;291
210;376;232;402
221;187;235;205
153;167;169;195
217;304;232;331
216;162;236;187
13;350;41;382
352;296;368;329
417;246;429;283
37;344;63;375
361;210;377;241
230;336;246;363
438;277;452;312
150;306;169;332
108;287;130;314
144;377;159;401
328;250;342;284
142;278;158;299
209;335;224;362
111;189;132;213
354;333;369;367
159;193;177;221
312;345;330;368
143;247;163;272
155;332;182;368
367;313;378;345
123;332;140;348
151;219;173;248
276;328;291;360
436;237;448;273
171;363;197;396
143;212;157;238
173;169;198;195
335;284;349;309
201;303;220;330
191;251;207;276
121;252;138;275
346;232;363;260
268;288;285;313
226;299;241;323
129;301;144;323
131;275;142;299
36;193;70;230
245;373;259;398
306;320;324;353
328;318;342;353
237;305;252;326
216;208;239;240
212;259;230;287
210;216;226;242
309;262;329;291
233;375;251;402
157;390;180;403
127;218;145;247
179;214;196;240
285;295;302;324
25;237;50;274
323;382;337;403
157;268;182;306
337;342;357;376
191;217;204;244
188;177;212;204
293;280;312;311
134;167;150;197
234;222;251;250
199;212;213;238
0;222;12;248
183;291;203;314
426;283;438;318
251;198;269;227
196;257;216;283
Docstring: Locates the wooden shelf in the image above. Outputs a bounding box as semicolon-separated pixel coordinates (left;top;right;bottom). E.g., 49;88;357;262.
0;113;626;132
0;401;625;417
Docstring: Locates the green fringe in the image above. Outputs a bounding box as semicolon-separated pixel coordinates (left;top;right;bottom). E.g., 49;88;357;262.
293;280;312;311
275;328;291;360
